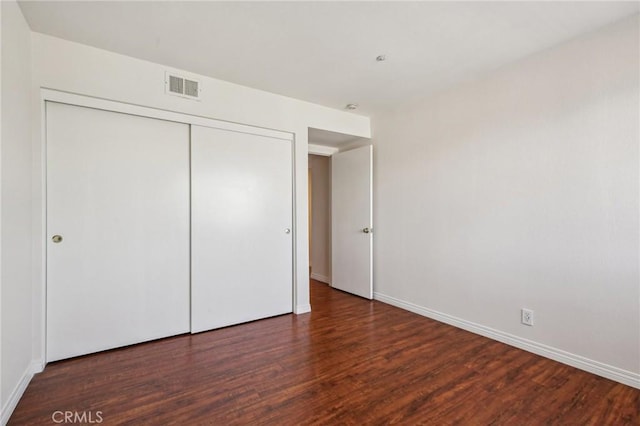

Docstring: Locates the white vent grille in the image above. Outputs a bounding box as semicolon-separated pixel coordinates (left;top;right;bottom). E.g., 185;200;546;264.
169;75;184;94
165;72;201;100
184;79;199;97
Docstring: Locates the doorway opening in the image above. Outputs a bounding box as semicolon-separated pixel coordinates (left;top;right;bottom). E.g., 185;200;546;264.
308;127;373;301
308;154;332;286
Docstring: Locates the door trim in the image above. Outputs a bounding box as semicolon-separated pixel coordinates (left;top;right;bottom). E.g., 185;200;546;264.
308;144;338;156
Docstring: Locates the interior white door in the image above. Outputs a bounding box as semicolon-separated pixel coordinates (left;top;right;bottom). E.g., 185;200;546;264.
191;125;293;333
46;102;190;362
332;145;373;299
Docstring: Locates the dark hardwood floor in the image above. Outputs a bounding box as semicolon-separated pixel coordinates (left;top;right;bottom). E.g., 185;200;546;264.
10;280;639;425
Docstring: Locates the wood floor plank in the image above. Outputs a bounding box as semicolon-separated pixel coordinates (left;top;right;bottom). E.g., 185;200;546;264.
9;280;639;425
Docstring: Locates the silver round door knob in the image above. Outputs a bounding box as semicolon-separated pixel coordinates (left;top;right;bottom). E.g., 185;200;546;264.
362;228;371;234
285;228;291;234
52;235;63;243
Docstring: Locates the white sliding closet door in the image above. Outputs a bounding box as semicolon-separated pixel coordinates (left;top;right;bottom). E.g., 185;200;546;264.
46;102;190;362
191;125;293;333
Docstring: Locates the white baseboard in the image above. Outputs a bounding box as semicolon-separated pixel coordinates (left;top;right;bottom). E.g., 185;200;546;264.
295;304;311;314
31;359;45;374
310;273;331;285
1;360;40;425
374;292;640;390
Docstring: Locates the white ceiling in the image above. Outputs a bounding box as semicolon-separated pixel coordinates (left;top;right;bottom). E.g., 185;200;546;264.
19;1;639;118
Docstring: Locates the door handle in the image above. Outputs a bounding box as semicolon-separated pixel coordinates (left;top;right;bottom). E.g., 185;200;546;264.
362;227;372;234
52;235;63;243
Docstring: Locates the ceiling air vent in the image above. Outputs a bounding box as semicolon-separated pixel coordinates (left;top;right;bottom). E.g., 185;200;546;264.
165;72;201;100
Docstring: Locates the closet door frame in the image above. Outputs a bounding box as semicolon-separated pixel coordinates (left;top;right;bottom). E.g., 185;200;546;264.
36;89;297;367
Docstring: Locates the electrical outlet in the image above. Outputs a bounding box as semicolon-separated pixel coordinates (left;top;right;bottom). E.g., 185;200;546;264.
521;308;534;326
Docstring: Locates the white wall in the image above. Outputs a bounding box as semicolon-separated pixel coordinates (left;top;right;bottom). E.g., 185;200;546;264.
309;155;331;283
373;15;639;387
29;32;370;367
1;0;34;421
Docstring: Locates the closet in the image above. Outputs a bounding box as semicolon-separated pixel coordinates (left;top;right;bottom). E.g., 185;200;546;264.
46;101;293;362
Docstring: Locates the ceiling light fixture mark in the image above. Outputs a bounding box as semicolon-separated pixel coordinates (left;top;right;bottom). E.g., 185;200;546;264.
345;104;358;110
